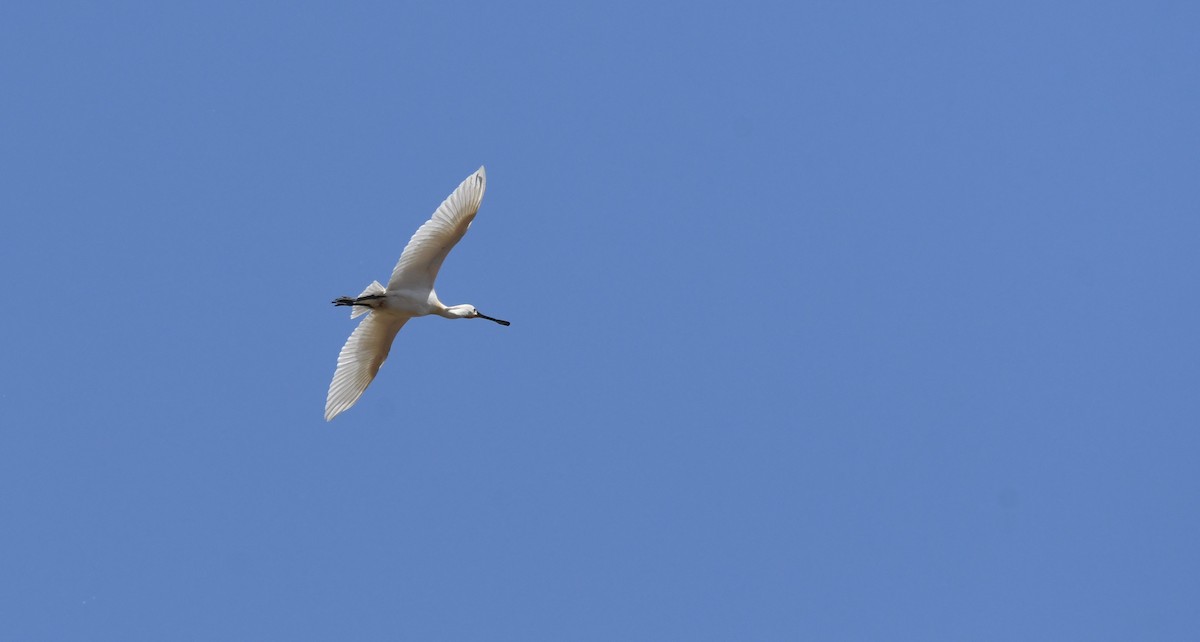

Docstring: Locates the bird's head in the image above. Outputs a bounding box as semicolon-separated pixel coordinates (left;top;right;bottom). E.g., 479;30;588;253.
447;304;510;326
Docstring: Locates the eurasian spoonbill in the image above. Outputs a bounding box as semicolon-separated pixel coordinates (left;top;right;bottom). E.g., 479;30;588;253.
325;166;508;421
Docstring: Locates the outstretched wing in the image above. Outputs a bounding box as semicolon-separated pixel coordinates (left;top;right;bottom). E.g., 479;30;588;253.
325;313;408;421
387;166;487;294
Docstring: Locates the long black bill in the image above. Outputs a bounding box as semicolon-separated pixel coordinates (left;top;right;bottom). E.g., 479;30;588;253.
477;312;511;326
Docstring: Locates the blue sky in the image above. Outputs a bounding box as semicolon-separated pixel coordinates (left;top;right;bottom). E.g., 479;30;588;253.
2;1;1198;639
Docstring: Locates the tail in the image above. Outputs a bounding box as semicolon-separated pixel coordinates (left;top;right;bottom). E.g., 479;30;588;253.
350;281;386;318
331;281;386;319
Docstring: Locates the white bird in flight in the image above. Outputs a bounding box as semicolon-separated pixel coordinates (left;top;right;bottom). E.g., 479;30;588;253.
325;166;509;421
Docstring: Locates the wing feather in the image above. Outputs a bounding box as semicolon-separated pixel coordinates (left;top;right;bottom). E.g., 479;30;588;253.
325;313;408;421
387;166;487;293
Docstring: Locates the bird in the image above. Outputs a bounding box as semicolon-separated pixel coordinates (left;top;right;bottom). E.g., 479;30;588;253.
325;166;509;421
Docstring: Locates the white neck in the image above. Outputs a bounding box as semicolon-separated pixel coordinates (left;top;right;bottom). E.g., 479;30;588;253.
438;304;474;319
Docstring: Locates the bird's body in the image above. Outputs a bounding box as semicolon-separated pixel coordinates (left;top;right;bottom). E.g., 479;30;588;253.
344;285;448;318
325;166;508;421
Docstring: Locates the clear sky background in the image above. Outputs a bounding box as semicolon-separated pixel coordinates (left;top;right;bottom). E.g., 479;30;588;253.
2;2;1198;640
